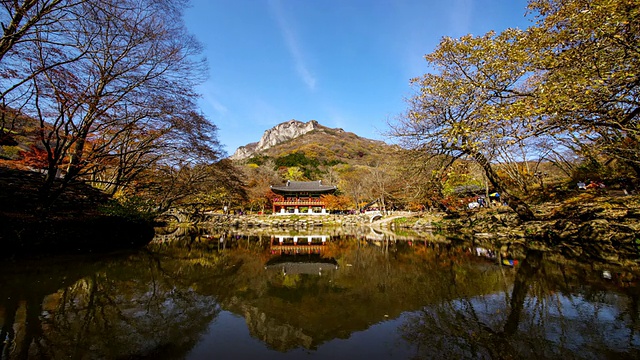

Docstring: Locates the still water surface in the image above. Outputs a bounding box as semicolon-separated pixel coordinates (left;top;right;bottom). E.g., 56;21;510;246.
1;226;639;359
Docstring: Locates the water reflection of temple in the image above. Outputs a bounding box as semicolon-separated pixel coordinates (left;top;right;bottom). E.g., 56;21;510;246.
266;234;338;276
269;234;329;255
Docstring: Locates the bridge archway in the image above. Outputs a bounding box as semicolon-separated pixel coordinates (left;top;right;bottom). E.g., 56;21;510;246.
368;211;383;223
156;213;180;224
162;209;191;223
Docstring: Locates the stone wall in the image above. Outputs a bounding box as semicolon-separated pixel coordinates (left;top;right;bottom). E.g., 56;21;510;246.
197;214;370;229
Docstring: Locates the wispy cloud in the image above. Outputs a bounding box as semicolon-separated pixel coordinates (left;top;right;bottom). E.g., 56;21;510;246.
269;0;316;90
200;89;228;115
210;99;228;115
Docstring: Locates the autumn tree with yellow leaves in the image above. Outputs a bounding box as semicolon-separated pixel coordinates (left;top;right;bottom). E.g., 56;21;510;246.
391;28;538;220
391;0;639;220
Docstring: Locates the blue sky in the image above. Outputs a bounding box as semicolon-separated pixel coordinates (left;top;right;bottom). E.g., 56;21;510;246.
184;0;532;156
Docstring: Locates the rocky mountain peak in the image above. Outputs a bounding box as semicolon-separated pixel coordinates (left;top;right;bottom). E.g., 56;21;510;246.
230;119;319;160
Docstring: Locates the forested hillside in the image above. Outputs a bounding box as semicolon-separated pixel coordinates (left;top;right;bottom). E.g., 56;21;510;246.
230;121;407;213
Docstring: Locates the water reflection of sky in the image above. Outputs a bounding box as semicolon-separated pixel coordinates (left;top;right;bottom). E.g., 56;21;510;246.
546;293;639;352
449;291;640;357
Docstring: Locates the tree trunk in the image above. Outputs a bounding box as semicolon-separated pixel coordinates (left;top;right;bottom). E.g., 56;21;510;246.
18;294;44;360
503;250;543;335
0;296;19;358
484;174;490;208
470;150;535;221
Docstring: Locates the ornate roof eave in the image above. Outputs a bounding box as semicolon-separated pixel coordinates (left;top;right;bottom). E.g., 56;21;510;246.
270;180;337;194
270;186;337;194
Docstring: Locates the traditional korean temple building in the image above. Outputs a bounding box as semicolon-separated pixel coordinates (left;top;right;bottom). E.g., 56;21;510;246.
270;180;337;215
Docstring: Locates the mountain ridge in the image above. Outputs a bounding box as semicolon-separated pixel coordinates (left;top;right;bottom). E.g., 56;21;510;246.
230;119;319;160
230;119;386;161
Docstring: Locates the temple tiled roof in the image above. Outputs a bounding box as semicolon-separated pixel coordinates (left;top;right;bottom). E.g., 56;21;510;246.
265;255;338;275
270;180;337;194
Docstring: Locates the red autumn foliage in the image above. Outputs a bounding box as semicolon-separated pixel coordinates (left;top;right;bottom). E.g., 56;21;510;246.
18;145;51;170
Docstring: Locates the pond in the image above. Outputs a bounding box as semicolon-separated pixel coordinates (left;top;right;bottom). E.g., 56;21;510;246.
1;226;639;359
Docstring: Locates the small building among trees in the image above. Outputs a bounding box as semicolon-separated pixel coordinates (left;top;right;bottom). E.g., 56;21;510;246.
270;180;337;215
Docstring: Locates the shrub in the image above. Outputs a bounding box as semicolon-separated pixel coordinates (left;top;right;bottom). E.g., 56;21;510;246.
98;196;158;223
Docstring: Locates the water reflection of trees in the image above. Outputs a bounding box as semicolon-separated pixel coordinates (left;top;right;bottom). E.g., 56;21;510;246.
0;250;225;359
400;250;640;359
2;229;639;358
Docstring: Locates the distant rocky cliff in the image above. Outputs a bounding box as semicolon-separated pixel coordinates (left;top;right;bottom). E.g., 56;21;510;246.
230;119;319;160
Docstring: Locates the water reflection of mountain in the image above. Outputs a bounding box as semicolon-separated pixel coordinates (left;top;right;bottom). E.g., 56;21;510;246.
222;243;510;351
